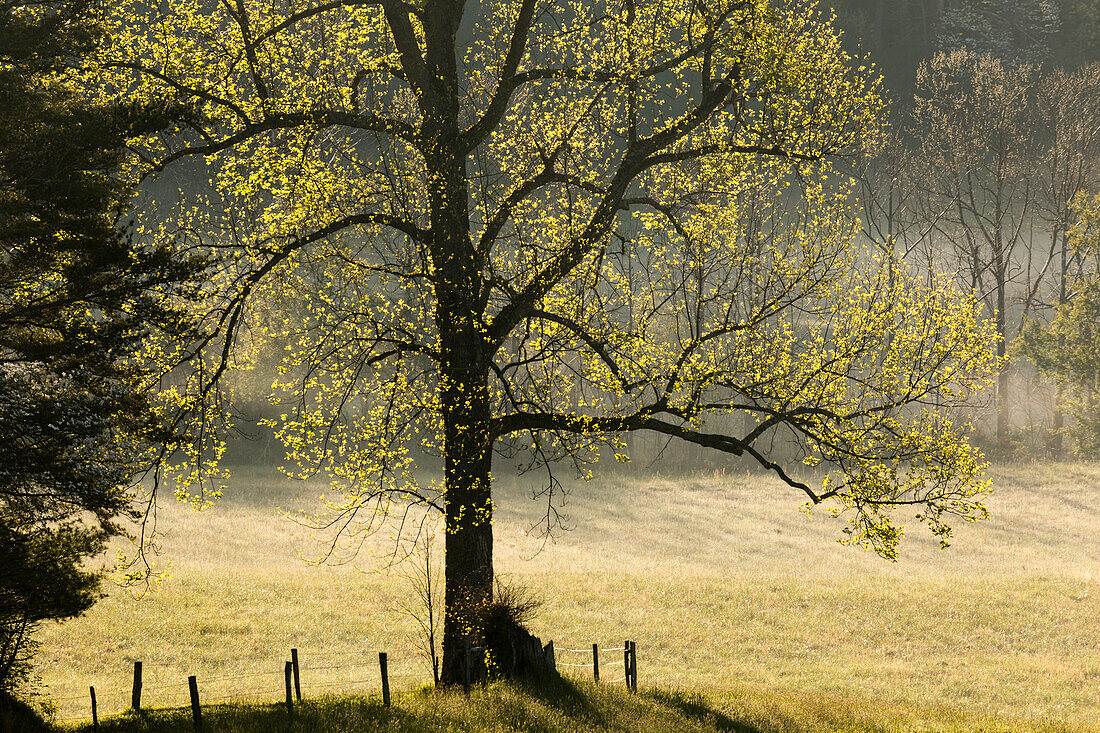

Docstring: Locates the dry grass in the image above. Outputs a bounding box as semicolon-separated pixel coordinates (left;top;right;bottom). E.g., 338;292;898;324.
32;462;1100;731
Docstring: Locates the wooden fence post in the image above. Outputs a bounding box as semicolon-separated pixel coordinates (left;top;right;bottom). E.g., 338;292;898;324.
188;675;201;731
623;641;630;690
592;643;599;681
284;661;294;717
89;686;98;733
131;661;142;711
291;648;301;702
379;652;391;707
629;641;637;692
463;639;471;696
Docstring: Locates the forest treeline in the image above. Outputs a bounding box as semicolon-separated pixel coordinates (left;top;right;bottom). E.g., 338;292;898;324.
832;0;1100;93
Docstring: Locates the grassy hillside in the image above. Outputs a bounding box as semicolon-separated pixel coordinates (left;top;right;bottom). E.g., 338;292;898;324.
31;462;1100;731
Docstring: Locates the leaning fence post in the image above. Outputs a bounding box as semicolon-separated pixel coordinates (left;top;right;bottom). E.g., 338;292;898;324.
291;648;301;702
592;643;599;681
89;686;98;733
379;652;391;707
131;661;143;711
284;661;294;717
188;675;201;731
623;641;631;690
463;639;471;696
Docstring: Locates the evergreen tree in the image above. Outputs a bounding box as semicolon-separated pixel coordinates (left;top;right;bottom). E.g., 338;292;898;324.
0;0;202;700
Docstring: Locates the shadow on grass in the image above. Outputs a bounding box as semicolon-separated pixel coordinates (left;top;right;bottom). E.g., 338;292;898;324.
645;689;764;733
60;699;407;732
509;670;611;728
55;675;772;733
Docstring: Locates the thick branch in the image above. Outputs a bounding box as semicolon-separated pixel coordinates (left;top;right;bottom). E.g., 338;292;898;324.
459;0;538;151
493;411;819;500
487;68;742;349
383;2;429;100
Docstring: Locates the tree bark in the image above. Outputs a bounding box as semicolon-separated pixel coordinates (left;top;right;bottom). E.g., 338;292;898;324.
420;0;495;685
439;357;494;685
1053;224;1068;456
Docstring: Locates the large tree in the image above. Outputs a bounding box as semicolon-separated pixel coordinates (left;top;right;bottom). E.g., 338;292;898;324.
93;0;996;683
1031;63;1100;452
0;0;200;698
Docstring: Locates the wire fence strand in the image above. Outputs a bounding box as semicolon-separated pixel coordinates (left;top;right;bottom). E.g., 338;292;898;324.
48;639;636;721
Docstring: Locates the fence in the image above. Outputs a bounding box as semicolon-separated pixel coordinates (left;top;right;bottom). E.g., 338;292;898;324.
50;645;427;728
555;640;638;692
51;638;639;728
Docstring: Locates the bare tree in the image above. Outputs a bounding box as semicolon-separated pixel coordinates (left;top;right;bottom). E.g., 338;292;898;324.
912;49;1042;444
1033;62;1100;451
398;529;443;686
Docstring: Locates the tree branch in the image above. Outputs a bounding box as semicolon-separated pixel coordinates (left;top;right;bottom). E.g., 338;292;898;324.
144;109;421;176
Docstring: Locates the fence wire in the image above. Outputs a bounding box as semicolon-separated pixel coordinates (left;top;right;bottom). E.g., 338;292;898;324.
50;644;435;724
52;640;636;723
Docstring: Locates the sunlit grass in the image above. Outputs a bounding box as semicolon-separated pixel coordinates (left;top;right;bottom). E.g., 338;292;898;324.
33;462;1100;731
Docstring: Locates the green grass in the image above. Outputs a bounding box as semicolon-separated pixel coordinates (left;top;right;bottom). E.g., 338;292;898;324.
53;676;1092;733
30;462;1100;732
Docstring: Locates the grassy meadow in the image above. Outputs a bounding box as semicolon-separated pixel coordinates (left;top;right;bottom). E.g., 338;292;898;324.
32;461;1100;732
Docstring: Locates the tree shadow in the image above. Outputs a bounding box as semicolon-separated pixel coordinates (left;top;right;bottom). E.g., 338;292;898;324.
516;672;770;732
645;689;765;733
509;671;611;728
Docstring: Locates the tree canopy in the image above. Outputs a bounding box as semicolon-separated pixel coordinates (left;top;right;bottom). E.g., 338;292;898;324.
92;0;996;683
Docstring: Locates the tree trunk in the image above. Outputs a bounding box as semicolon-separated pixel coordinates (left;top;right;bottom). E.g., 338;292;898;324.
996;274;1009;446
418;0;495;686
1053;224;1068;456
439;357;494;684
1052;385;1065;455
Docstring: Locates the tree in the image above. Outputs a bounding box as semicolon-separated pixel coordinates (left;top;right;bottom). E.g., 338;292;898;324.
910;49;1041;445
1032;62;1100;452
0;0;201;699
397;530;443;686
1019;191;1100;454
850;107;940;279
830;0;942;95
1055;0;1100;68
93;0;996;684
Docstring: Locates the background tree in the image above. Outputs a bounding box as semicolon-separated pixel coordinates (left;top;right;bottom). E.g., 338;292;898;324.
911;49;1041;445
1032;62;1100;451
0;0;201;701
94;0;996;684
850;108;941;280
1054;0;1100;68
1019;191;1100;454
830;0;942;95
